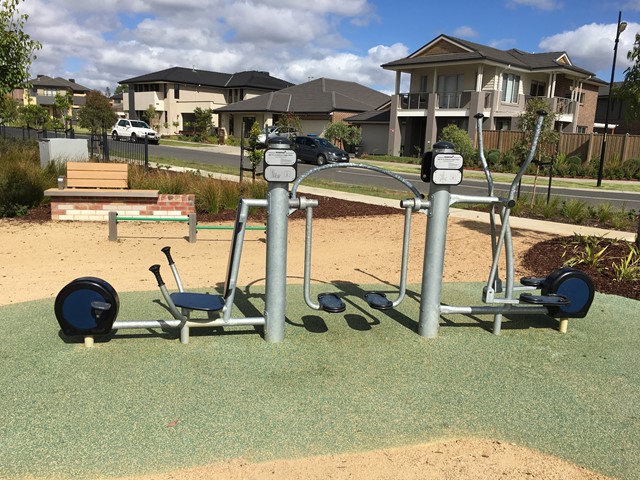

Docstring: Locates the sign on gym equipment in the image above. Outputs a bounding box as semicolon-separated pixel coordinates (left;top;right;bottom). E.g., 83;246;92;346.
431;152;463;185
264;148;297;183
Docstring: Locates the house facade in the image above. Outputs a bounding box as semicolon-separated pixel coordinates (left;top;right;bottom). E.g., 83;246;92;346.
594;82;640;135
381;35;605;157
13;75;91;124
215;77;390;138
119;67;292;135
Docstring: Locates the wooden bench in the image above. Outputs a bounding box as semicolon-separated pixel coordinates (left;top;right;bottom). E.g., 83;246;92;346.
45;161;158;202
65;162;129;189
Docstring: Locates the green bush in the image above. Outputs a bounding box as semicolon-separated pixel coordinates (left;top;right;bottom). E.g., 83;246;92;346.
0;140;55;217
438;124;475;166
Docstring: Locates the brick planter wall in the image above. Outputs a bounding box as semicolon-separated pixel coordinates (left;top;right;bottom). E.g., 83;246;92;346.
50;194;196;221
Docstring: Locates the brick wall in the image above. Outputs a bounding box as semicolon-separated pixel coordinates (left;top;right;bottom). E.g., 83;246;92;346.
50;194;195;221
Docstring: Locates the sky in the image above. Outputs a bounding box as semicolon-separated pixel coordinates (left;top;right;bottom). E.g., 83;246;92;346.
17;0;640;95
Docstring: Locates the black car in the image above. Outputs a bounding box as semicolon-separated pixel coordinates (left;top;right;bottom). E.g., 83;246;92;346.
293;136;350;165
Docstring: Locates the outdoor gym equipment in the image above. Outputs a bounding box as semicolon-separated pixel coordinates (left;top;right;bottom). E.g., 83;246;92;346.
288;111;594;337
415;111;595;337
55;195;317;346
289;163;424;314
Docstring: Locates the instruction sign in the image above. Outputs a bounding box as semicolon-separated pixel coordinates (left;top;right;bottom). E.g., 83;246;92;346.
431;152;463;185
264;148;297;183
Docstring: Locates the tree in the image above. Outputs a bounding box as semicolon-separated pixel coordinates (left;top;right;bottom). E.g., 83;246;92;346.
53;92;72;127
142;104;159;128
114;84;128;96
192;107;214;135
324;121;361;150
0;0;42;96
0;94;18;124
613;33;640;123
77;90;117;134
19;103;48;129
275;113;303;135
516;97;559;164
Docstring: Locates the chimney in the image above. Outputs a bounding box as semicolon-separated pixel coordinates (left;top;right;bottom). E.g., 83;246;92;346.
68;78;75;83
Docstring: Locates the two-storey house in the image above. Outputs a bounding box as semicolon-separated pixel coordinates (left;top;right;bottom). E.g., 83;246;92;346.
119;67;293;135
381;35;605;156
13;75;91;124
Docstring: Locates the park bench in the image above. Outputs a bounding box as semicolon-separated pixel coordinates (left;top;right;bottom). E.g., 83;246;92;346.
44;161;169;221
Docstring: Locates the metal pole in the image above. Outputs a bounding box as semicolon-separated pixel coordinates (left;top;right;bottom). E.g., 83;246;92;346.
264;181;289;342
597;10;626;187
418;184;451;338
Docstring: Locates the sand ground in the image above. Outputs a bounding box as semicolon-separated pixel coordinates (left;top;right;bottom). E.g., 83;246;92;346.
0;214;612;479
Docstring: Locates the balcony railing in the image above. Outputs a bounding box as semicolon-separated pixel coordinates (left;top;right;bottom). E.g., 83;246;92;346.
525;96;577;115
399;91;473;110
399;92;428;109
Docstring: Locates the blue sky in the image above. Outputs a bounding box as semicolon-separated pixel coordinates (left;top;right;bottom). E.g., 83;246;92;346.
20;0;640;93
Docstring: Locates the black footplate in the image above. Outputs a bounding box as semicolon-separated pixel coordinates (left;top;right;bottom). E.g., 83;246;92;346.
363;292;393;310
519;293;571;306
520;277;546;287
318;293;346;313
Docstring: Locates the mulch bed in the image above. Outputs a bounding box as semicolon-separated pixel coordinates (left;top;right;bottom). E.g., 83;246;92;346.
522;236;640;301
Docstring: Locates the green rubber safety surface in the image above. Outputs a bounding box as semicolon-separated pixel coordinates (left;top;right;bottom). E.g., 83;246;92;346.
1;283;638;479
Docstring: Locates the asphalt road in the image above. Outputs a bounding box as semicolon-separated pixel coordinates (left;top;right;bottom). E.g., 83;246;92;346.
151;143;640;211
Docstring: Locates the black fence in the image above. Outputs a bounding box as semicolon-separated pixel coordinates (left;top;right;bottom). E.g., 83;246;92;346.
1;126;148;169
0;125;76;140
91;133;149;169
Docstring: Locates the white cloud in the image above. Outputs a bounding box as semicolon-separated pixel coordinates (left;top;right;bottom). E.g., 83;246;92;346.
21;0;397;93
453;26;479;38
539;22;638;77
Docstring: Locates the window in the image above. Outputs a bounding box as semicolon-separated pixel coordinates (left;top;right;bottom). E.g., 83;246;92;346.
174;83;180;100
529;80;546;97
577;126;587;134
501;74;520;103
437;74;463;108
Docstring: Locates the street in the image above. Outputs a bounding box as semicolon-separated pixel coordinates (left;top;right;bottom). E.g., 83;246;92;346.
150;143;640;211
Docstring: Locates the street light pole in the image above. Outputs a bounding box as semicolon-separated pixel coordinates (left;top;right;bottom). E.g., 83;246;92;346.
597;11;627;187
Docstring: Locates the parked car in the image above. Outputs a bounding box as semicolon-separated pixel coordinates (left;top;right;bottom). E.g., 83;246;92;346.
293;136;350;165
111;119;160;144
257;126;298;145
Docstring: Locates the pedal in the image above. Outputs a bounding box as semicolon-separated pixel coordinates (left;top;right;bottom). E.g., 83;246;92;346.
520;277;545;288
519;293;571;306
363;292;393;310
318;293;346;313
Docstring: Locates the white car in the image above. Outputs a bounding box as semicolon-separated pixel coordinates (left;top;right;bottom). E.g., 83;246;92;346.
112;119;160;144
257;126;298;145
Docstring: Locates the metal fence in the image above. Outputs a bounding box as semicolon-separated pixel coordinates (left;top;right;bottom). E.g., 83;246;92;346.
481;130;640;163
1;126;148;169
91;133;149;168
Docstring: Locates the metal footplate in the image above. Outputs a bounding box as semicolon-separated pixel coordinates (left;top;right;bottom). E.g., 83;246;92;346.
170;292;225;311
363;292;393;310
520;277;546;288
519;293;571;306
318;293;346;313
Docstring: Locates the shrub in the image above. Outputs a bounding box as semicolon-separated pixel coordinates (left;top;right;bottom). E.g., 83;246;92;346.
438;124;475;165
0;140;53;217
562;199;588;224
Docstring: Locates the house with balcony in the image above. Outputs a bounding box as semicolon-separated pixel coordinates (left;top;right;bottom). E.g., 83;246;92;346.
119;67;293;135
13;75;91;123
381;35;605;156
